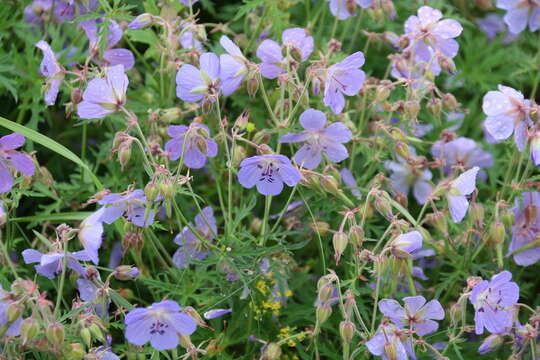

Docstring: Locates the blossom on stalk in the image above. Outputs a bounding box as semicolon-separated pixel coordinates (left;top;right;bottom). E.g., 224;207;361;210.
482;85;531;152
476;13;518;43
469;270;519;335
98;189;155;227
379;296;444;336
77;65;129;119
36;40;64;105
496;0;540;34
508;192;540;266
390;230;423;256
323;52;365;114
431;137;494;179
366;323;413;360
0;133;35;193
446;166;480;223
176;52;220;103
164;123;218;169
22;249;90;279
180;0;199;5
219;35;250;96
173;206;216;268
278;109;352;169
340;168;361;199
124;300;197;350
327;0;372;20
237;155;301;196
78;208;105;265
385;150;433;204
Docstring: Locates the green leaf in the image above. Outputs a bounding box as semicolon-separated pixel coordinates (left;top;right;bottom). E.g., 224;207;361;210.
0;116;103;189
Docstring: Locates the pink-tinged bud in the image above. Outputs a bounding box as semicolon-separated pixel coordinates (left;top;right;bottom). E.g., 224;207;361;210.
394;141;409;160
382;0;396;19
339;320;355;344
316;303;333;325
68;343;85;359
262;342;282;360
404;100;420;120
114;265;140;281
442;93;459;111
375;83;391;103
349;225;364;248
257;144;273;155
122;231;144;252
7;303;23;323
440;56;456;74
46;322;65;344
247;76;259;98
234;110;250;130
159;178;175;201
427;98;443;116
20;317;39;344
489;222;505;245
333;231;348;265
373;192;393;219
327;39;342;54
317;282;334;304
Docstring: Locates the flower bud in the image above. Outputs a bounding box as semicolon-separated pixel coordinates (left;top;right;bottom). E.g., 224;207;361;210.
159;178;175;201
161;107;182;123
234;110;250;130
311;221;330;235
247;76;259;98
502;209;514;229
333;231;348;265
88;323;104;342
71;88;82;105
339;320;355;344
262;342;282;360
250;217;263;234
470;203;484;225
67;343;85;359
327;39;342;54
20;317;39;344
46;322;65;344
404;100;420;120
128;13;153;30
182;306;207;328
7;303;23;323
114;265;140;281
394;141;409;160
349;225;364;248
80;327;92;347
426;212;448;235
427;98;443;116
373;192;393;219
316;303;332;325
118;141;132;169
439;56;456;74
489;222;505;245
478;334;503;354
321;175;340;195
144;182;159;203
442;93;459;111
384;340;399;360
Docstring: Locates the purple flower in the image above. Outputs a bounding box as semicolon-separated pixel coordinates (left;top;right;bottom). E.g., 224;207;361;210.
180;0;199;5
0;286;22;337
173;206;216;268
80;19;135;70
431;137;494;179
98;189;155;227
77;277;110;317
278;109;352;169
0;133;35;193
203;308;232;319
384;150;433;204
124;300;197;350
78;208;104;265
391;230;423;256
508;192;540;266
24;0;74;25
470;271;519;335
340;168;361;199
256;28;313;79
77;64;129;119
165;123;218;169
379;296;444;336
237;154;301;196
478;333;504;354
128;13;153;30
22;249;90;279
219;35;249;96
327;0;373;20
179;21;202;51
476;13;519;43
482;85;531;152
36;40;64;105
324;52;365;114
447;166;480;223
176;52;220;103
108;241;124;268
366;323;412;360
497;0;540;34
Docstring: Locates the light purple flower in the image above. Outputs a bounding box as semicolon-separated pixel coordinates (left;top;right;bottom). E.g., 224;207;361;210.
366;323;411;360
176;52;220;103
470;271;519;335
478;333;504;354
203;308;232;319
22;249;90;279
508;192;540;266
24;0;74;25
173;206;216;268
124;300;197;350
180;0;199;5
324;52;365;114
179;21;202;51
78;208;105;265
165;123;218;169
77;277;110;317
482;85;531;152
384;150;433;205
340;168;361;199
497;0;540;34
447;166;480;223
327;0;373;20
379;296;444;336
237;155;301;196
77;64;129;119
0;286;22;337
256;28;313;79
431;137;494;179
108;241;123;268
391;230;423;255
128;13;153;30
476;13;519;43
0;134;35;193
80;19;135;70
219;35;249;96
278;109;352;169
36;40;64;105
98;189;155;227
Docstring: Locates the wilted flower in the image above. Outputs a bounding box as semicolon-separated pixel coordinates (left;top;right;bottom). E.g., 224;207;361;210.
173;206;216;268
470;271;519;335
278;108;352;169
324;51;365;114
497;0;540;34
0;133;35;193
446;166;480;223
327;0;373;20
508;192;540;266
77;65;129;119
165;123;218;169
203;308;232;319
219;35;250;96
176;52;220;103
482;85;531;152
98;189;155;227
431;137;494;179
78;208;105;265
378;295;444;336
22;249;90;279
124;300;197;350
36;40;64;105
237;155;301;196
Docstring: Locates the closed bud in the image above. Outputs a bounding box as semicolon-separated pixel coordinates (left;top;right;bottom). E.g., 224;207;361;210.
470;203;484;225
20;317;39;344
80;327;92;347
234;110;250;130
114;265;140;281
427;98;443;116
161;107;182;123
247;76;259;98
128;13;153;30
442;93;459;111
233;145;247;165
384;341;399;360
375;85;391;103
440;56;456;74
262;342;282;360
118;142;132;169
46;322;65;344
257;144;273;155
67;343;85;359
373;192;393;219
394;141;409;160
475;0;493;9
382;0;396;19
316;303;332;325
333;231;349;265
71;88;82;105
182;306;207;328
317;283;334;304
404;100;420;120
339;321;355;344
327;39;342;54
144;182;159;203
311;221;330;235
349;225;364;248
6;303;23;323
489;222;505;245
250;217;262;234
426;212;448;235
159;179;175;201
88;323;104;342
478;334;503;354
502;209;514;229
321;175;340;195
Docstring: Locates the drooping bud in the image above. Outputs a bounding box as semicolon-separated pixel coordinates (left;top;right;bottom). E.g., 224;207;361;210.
46;322;65;344
247;76;259;98
427;98;443;116
128;13;153;30
20;317;39;344
321;175;340;195
478;334;503;354
442;93;459;111
403;100;420;120
333;231;349;265
373;192;393;219
80;327;92;347
426;212;448;235
144;182;159;203
349;225;364;248
316;303;332;325
339;320;355;344
118;141;132;169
